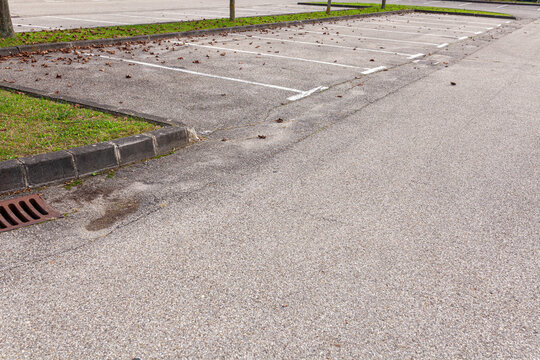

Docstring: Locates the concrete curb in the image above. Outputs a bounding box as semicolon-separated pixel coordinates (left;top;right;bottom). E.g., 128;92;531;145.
0;127;196;194
0;85;197;194
297;2;517;19
0;10;414;57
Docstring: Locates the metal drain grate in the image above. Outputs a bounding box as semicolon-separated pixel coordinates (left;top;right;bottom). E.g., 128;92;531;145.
0;195;60;233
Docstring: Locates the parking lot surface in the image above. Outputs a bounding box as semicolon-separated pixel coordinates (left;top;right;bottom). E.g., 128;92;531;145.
9;0;308;32
0;13;538;358
6;0;540;32
1;13;511;132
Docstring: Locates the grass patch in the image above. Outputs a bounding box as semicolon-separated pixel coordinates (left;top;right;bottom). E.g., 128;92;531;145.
0;89;159;161
306;0;513;18
305;2;514;16
0;5;511;48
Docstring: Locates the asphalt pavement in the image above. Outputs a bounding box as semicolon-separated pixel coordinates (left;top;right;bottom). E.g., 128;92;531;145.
7;0;540;31
0;10;539;360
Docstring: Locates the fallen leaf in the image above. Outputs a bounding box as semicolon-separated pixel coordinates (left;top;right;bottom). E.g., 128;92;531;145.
258;135;266;139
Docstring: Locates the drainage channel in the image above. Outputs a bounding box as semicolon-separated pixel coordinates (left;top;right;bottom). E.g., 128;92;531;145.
0;195;61;232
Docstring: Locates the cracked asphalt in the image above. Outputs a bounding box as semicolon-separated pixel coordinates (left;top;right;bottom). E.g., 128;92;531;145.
0;12;539;360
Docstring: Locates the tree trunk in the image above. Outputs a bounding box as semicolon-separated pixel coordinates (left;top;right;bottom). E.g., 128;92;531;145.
229;0;235;21
326;0;331;15
381;0;386;9
0;0;14;38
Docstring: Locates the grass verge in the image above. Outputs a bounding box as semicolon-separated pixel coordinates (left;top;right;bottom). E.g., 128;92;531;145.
0;6;511;48
304;2;515;16
0;89;159;161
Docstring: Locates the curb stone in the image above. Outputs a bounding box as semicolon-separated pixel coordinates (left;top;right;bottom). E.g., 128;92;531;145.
0;10;414;57
0;125;196;194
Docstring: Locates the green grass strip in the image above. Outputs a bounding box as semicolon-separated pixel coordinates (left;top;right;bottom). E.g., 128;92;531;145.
0;89;159;161
0;5;511;49
306;2;514;16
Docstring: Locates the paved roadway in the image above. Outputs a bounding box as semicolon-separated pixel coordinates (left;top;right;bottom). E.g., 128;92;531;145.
2;12;512;131
0;8;539;360
6;0;540;31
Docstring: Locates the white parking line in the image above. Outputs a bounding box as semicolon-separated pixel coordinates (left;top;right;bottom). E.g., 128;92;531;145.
13;23;53;29
424;1;439;4
96;54;327;101
437;43;449;48
109;13;184;22
45;15;129;25
358;21;481;34
186;43;369;69
372;18;491;29
239;34;424;58
299;29;441;46
458;3;472;6
409;15;506;26
160;11;225;18
496;4;508;8
361;66;387;74
330;24;462;39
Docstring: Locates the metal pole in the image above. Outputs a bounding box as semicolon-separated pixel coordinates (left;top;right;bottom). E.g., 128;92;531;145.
230;0;235;21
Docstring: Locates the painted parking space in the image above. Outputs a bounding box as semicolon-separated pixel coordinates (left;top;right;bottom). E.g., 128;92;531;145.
11;4;311;32
1;13;511;132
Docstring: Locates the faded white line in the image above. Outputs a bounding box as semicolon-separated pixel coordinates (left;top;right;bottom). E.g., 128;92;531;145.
458;2;471;6
409;15;505;26
370;18;490;29
458;36;468;40
239;34;422;58
437;42;449;48
355;21;481;34
299;29;441;46
330;24;461;39
13;23;52;29
160;11;226;18
496;4;508;8
108;13;185;21
45;15;128;25
186;42;368;69
95;54;326;101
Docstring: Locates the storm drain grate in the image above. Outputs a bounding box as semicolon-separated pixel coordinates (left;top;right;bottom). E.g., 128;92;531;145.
0;195;60;233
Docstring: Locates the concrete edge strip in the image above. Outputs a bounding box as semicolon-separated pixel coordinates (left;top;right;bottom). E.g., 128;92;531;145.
0;83;175;127
297;2;518;19
0;10;415;57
